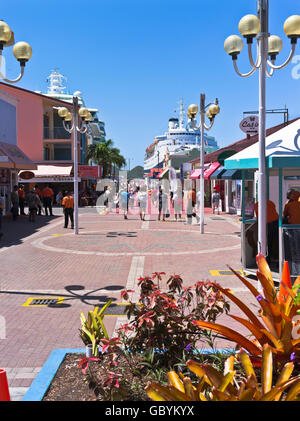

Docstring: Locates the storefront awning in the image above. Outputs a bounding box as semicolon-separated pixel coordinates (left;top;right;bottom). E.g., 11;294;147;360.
158;167;169;179
211;166;226;179
0;141;36;170
33;165;73;177
190;169;201;179
221;169;254;180
205;162;221;179
18;165;78;183
190;162;221;180
224;118;300;170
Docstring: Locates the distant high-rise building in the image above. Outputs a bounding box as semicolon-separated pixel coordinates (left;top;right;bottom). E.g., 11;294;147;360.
43;70;106;163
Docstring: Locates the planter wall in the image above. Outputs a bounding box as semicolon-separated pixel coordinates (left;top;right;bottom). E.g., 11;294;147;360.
22;347;235;401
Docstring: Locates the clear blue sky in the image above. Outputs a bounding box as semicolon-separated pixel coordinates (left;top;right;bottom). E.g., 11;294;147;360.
2;0;300;167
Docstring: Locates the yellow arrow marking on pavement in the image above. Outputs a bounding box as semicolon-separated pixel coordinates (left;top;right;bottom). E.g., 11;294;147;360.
22;297;65;307
210;270;244;276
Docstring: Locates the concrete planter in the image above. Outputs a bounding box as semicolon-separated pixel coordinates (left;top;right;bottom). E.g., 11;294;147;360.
22;347;235;401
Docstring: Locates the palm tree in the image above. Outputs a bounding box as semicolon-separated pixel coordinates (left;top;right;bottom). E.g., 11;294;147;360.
86;139;126;178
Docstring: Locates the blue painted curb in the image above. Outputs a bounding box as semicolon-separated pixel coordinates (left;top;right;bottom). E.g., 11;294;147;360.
22;347;236;401
22;348;85;401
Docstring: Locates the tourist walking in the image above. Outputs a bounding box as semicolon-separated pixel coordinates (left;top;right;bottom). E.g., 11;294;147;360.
41;184;54;216
119;186;130;219
158;186;168;221
172;189;183;221
137;185;148;221
212;188;221;215
186;188;200;225
11;185;19;221
62;191;74;229
18;184;26;215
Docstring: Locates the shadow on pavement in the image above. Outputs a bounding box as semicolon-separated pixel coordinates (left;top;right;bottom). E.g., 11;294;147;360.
0;214;60;249
0;285;124;309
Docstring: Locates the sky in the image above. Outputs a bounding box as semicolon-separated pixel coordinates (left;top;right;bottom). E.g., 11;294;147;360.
1;0;300;168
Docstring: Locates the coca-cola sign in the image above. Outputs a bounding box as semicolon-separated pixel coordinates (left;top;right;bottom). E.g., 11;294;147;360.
239;116;259;134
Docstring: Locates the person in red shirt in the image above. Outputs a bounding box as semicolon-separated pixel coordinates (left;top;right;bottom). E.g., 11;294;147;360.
41;184;54;216
62;191;74;229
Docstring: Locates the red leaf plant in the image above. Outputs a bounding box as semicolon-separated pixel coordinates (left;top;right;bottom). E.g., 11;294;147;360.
117;273;230;367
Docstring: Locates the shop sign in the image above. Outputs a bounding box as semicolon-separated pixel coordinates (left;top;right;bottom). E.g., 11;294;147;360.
19;171;35;180
78;165;101;178
239;116;259;135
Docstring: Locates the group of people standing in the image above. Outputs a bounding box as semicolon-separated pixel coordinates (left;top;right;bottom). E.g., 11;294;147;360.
8;184;75;229
10;184;55;222
106;183;210;225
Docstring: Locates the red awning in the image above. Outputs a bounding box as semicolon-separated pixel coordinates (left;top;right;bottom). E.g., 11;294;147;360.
204;162;221;180
190;163;220;180
190;169;201;180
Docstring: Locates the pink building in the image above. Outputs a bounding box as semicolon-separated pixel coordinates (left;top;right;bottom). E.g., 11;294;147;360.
0;82;100;206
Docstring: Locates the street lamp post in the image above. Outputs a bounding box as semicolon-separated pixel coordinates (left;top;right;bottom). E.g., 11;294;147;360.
187;96;220;234
57;98;92;235
0;20;32;84
224;1;300;257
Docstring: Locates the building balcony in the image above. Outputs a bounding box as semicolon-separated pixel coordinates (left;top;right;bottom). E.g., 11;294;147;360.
44;126;72;140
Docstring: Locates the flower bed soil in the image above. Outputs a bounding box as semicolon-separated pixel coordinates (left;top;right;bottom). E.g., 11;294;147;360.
42;353;152;401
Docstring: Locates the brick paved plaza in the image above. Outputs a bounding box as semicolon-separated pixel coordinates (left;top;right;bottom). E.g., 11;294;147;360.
0;207;260;400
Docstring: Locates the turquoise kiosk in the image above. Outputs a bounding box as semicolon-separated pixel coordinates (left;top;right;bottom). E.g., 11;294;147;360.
225;118;300;282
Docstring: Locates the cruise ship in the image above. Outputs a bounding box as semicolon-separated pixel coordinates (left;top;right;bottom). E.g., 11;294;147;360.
144;100;219;174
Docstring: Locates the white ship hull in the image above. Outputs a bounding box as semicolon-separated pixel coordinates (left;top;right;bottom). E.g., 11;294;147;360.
144;101;219;175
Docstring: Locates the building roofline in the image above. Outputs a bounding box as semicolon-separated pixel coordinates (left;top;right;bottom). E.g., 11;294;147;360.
0;81;76;108
189;117;300;165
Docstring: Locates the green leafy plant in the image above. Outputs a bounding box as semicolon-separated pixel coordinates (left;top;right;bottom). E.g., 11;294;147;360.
146;344;300;401
79;299;113;356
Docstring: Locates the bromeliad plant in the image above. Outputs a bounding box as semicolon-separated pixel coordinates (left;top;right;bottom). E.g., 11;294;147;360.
193;255;300;366
79;299;113;356
118;272;230;367
146;344;300;401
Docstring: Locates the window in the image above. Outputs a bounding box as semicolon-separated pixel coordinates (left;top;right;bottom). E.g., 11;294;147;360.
43;146;50;160
53;143;71;160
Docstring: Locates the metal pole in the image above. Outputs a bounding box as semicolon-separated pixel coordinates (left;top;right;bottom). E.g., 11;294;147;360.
73;96;79;235
257;0;268;256
200;94;205;234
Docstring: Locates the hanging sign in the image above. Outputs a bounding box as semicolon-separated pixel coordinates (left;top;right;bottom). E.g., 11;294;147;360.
239;116;259;135
19;171;35;180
